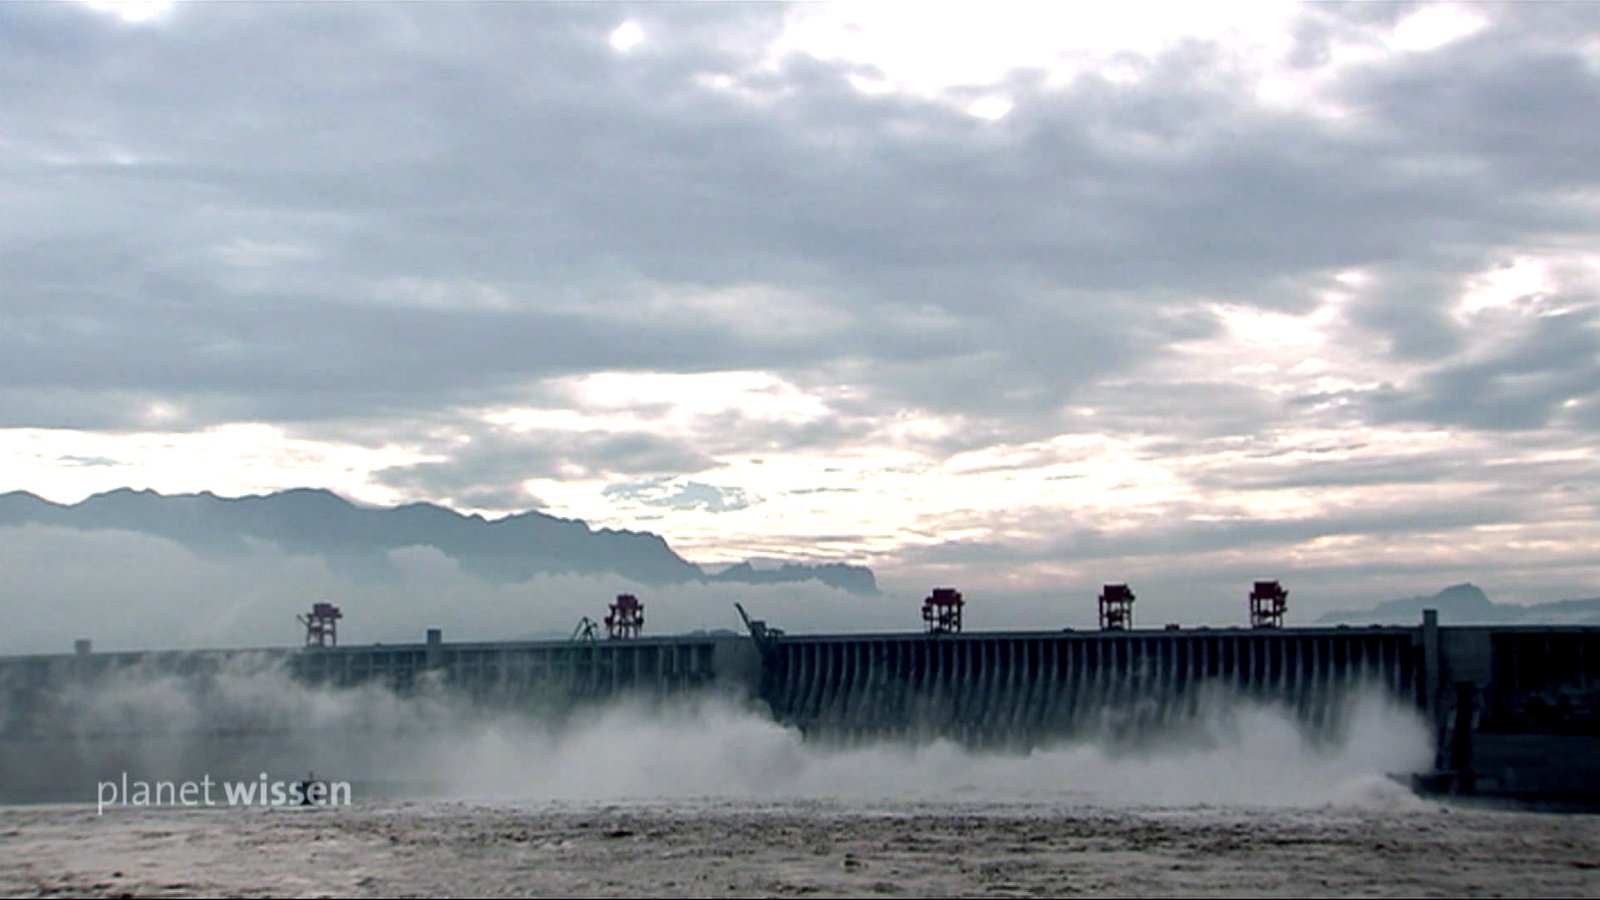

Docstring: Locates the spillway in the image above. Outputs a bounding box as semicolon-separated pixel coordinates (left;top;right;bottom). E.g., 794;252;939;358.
762;627;1418;746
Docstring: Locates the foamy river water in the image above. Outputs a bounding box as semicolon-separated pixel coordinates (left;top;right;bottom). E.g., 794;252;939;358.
4;686;1598;896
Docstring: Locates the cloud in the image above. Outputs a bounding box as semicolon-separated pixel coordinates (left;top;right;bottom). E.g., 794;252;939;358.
1364;307;1600;431
56;454;121;468
374;426;718;504
0;524;894;655
2;2;1600;607
603;478;755;514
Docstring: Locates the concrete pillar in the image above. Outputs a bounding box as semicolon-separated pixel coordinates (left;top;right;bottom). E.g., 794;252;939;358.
425;628;443;670
1421;609;1440;720
72;638;95;683
709;635;762;701
1448;681;1476;792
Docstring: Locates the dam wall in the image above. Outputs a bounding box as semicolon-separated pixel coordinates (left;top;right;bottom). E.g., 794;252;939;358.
1432;625;1600;797
0;634;759;739
760;627;1420;746
1;614;1597;801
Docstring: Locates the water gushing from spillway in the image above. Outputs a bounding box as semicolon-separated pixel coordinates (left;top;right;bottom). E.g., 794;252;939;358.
1;653;1431;809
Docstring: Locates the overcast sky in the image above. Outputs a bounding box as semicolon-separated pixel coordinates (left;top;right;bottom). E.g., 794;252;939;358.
4;1;1600;630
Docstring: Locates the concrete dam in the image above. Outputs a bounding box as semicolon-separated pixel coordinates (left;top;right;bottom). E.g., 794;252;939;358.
2;602;1598;803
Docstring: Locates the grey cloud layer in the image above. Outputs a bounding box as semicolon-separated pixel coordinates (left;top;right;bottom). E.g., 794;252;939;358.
9;6;1594;413
3;2;1599;586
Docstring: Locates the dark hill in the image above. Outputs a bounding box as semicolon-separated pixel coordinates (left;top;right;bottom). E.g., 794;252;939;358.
0;488;878;594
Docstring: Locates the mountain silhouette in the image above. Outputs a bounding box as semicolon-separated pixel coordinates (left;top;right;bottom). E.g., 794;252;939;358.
708;561;878;595
0;488;878;594
1316;582;1600;625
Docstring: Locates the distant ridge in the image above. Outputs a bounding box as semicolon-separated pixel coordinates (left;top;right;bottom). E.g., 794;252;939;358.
1316;582;1600;626
0;488;879;595
707;560;878;595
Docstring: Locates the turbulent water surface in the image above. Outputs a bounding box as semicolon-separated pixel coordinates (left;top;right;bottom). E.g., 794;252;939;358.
5;795;1600;898
3;684;1599;897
